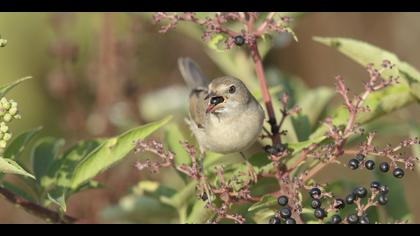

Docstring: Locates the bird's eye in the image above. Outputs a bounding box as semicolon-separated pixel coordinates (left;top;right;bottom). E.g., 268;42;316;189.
228;85;236;94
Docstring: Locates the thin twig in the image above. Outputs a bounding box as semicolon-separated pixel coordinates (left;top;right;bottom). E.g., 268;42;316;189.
0;186;77;224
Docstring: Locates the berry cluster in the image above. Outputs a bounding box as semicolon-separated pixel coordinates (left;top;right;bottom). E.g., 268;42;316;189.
268;195;296;224
303;181;390;224
308;187;329;221
264;143;288;155
348;153;405;179
0;97;20;154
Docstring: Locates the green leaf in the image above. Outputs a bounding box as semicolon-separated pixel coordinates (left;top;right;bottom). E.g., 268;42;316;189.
70;115;172;189
42;140;102;191
297;87;335;130
101;195;177;223
186;200;214;224
40;140;104;212
291;114;311;142
0;76;32;98
73;180;103;194
47;190;67;212
4;127;42;161
164;123;191;166
248;195;277;212
251;208;276;224
31;137;65;182
100;179;178;223
314;36;420;98
160;180;196;210
0;157;35;179
313;37;399;78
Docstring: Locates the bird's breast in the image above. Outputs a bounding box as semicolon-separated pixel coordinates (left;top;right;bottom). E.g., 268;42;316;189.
204;102;264;153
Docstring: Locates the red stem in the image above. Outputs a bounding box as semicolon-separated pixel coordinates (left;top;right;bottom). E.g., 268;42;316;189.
249;43;280;145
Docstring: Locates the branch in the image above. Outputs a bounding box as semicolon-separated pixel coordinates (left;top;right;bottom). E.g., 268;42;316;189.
249;43;280;145
0;186;76;224
255;12;276;36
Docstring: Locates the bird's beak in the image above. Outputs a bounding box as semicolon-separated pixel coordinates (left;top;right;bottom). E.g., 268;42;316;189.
206;96;226;113
206;103;220;113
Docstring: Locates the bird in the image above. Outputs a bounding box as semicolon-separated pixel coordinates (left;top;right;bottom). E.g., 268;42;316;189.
178;57;265;183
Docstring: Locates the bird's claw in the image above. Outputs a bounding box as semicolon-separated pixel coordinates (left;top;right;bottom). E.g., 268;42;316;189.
246;162;258;184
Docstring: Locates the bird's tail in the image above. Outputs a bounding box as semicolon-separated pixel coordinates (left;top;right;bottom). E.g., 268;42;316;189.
178;57;209;90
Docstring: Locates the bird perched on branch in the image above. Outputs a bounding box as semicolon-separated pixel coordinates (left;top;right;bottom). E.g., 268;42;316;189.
178;57;265;183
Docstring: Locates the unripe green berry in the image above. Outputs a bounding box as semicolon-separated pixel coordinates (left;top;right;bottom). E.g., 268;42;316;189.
0;125;8;133
10;99;17;107
14;114;21;120
0;39;7;47
3;113;12;122
2;101;10;110
0;140;7;148
8;107;17;116
3;132;12;141
0;97;6;104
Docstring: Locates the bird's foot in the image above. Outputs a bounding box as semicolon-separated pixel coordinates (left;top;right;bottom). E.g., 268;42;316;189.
246;161;258;184
240;152;258;184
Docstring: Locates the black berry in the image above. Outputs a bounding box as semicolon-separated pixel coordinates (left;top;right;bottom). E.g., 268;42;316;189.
275;143;288;153
210;96;224;105
285;218;296;224
370;181;381;190
379;185;389;194
345;193;357;204
378;194;388;205
360;215;370;224
348;159;359;170
311;199;322;209
356;153;366;161
334;198;345;209
277;195;289;206
264;145;278;155
355;187;368;198
347;214;359;224
365;160;375;170
331;215;342;224
393;167;405;178
201;192;208;201
234;35;245;46
279;207;292;219
379;162;390;172
314;208;327;219
309;187;321;199
268;216;281;224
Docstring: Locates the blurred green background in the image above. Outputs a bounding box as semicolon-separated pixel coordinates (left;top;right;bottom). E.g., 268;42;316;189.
0;12;419;223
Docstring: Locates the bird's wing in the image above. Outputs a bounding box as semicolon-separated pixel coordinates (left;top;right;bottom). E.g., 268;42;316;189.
178;57;209;128
177;57;209;89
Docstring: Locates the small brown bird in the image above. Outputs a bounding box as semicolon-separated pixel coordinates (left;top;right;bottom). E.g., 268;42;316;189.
178;57;264;179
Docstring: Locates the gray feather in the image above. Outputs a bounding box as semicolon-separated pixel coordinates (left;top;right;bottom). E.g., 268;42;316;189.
178;57;209;90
